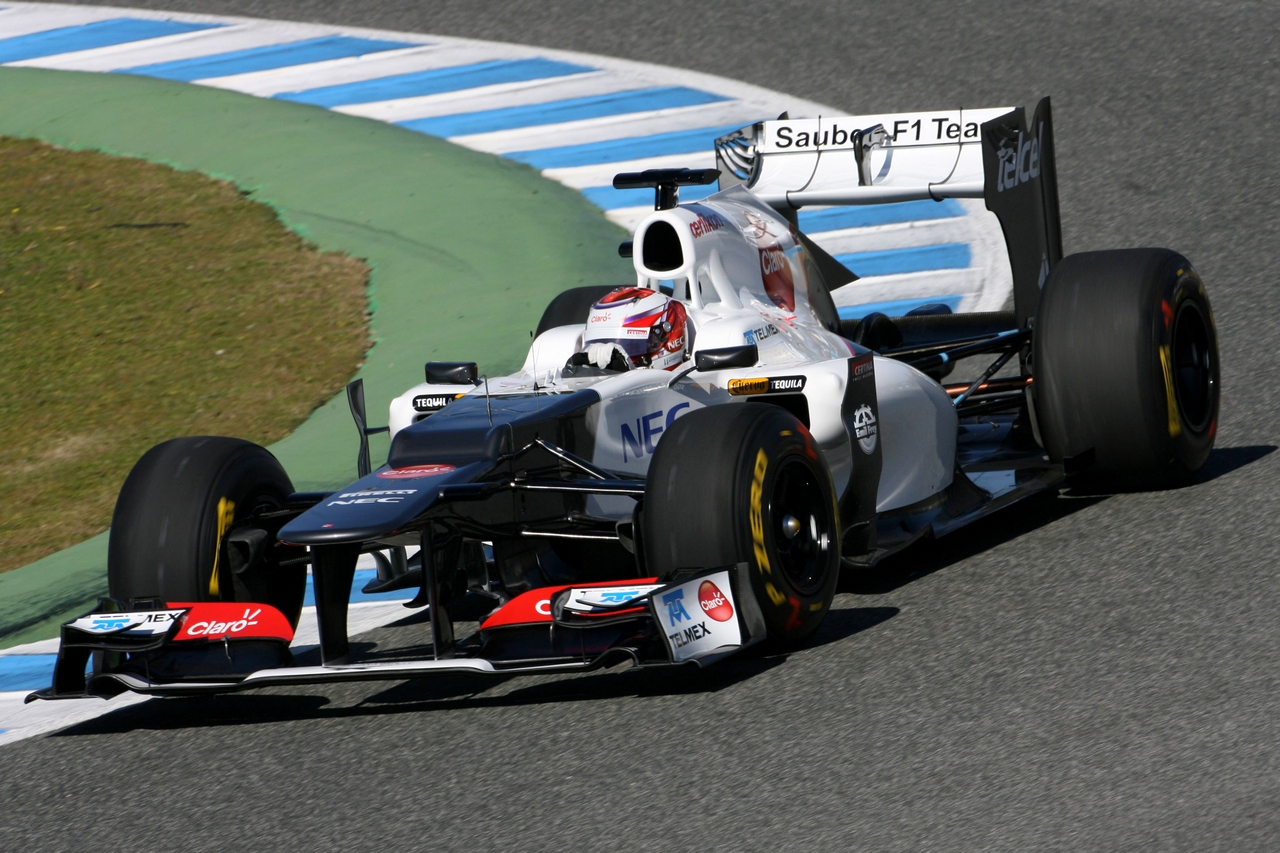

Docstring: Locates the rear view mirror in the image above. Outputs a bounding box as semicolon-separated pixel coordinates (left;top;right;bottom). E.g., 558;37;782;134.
695;345;759;371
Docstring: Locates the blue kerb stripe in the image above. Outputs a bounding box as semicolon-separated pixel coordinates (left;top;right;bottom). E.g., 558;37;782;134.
508;124;750;168
836;242;971;277
837;295;964;321
581;183;719;210
117;35;417;82
399;86;729;137
275;58;596;107
0;18;220;64
0;654;59;692
303;569;416;607
799;199;964;233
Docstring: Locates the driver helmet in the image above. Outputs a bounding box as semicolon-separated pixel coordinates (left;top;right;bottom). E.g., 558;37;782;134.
583;286;689;370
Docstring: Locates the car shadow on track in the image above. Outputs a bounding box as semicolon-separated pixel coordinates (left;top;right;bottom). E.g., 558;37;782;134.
842;489;1105;596
840;444;1275;597
48;606;897;736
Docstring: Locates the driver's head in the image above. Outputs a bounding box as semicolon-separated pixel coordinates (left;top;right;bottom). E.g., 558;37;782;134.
583;286;689;370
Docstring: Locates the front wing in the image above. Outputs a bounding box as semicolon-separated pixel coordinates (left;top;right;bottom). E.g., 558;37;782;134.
28;564;766;701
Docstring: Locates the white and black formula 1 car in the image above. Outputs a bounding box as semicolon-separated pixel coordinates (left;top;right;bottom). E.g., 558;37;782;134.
32;97;1219;701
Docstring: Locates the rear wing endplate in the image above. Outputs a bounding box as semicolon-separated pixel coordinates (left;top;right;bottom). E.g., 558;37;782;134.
718;98;1064;328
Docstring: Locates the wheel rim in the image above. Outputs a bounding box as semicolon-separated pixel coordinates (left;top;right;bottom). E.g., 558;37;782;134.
768;456;834;595
1171;299;1215;432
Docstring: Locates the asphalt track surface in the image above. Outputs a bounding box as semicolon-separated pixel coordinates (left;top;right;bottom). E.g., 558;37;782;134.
5;2;1280;850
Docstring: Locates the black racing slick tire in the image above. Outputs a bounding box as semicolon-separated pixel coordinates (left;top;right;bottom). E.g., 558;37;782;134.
534;285;618;337
1033;248;1219;488
642;404;840;647
107;436;306;627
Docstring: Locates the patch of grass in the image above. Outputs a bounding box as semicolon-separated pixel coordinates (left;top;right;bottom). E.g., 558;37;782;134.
0;137;370;573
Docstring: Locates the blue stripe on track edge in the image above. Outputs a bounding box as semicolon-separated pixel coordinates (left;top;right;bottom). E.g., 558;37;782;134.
0;654;60;692
117;35;417;82
837;295;963;321
836;242;971;277
799;198;965;233
399;86;729;137
0;18;220;64
508;124;749;167
275;57;595;107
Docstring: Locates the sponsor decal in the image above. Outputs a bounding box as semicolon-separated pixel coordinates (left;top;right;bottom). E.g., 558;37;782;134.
728;377;769;396
654;570;743;662
851;355;874;380
481;579;658;629
995;121;1044;193
853;404;878;454
376;464;456;480
727;375;806;396
70;610;183;636
743;323;780;345
563;584;663;615
326;489;417;507
698;581;734;622
889;116;980;144
590;312;613;324
174;603;294;642
661;589;693;626
412;393;461;412
763;116;980;152
689;210;728;238
619;403;691;463
758;244;796;311
749;450;786;607
744;211;771;240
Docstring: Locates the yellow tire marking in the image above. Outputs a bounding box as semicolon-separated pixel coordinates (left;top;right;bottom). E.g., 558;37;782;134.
749;448;771;576
209;497;236;596
1158;345;1182;438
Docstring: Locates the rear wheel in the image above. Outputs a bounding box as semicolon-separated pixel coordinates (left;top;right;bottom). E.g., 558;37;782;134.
642;404;840;647
1033;248;1219;488
107;436;306;627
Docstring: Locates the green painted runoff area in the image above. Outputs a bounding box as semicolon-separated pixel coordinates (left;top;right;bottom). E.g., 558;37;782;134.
0;67;631;648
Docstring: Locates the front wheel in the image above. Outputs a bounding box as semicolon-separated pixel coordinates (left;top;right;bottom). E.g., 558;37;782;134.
107;436;306;628
642;404;840;647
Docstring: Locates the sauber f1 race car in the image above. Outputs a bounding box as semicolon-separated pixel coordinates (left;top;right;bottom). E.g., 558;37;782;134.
31;97;1219;702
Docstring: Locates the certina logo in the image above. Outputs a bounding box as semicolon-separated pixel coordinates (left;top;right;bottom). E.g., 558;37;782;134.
698;581;734;622
689;211;728;238
412;394;459;412
852;356;874;379
743;323;779;345
327;489;416;507
620;403;691;462
996;121;1044;193
853;404;878;454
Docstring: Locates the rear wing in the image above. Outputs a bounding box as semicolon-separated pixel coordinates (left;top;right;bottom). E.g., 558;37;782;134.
717;98;1063;328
